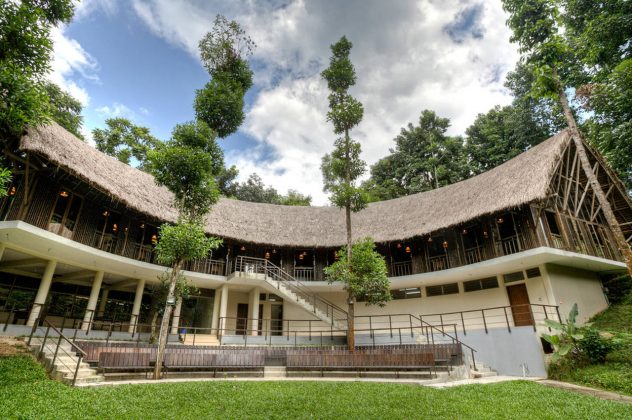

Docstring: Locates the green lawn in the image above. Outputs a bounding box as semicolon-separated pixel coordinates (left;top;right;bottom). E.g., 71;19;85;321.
1;356;630;420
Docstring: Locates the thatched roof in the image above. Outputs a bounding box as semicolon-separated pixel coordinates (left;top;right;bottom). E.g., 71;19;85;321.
20;122;570;247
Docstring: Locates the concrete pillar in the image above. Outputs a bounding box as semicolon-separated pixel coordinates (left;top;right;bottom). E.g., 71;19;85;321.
26;260;57;326
170;298;182;335
248;287;260;336
97;288;109;318
81;271;104;331
211;289;221;333
218;284;229;334
0;244;6;261
128;279;146;333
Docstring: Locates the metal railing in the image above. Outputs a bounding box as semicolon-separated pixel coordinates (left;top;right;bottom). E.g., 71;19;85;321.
183;258;225;276
419;303;561;334
499;235;521;255
293;267;314;281
231;256;348;330
27;318;87;386
428;254;449;271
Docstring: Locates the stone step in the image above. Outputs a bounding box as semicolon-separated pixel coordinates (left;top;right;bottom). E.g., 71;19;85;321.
264;366;287;378
69;375;106;386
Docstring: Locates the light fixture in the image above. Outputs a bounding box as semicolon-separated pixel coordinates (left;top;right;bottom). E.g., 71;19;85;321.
60;191;69;198
299;254;304;261
405;246;411;253
462;229;468;235
396;243;402;249
102;210;109;217
8;186;15;196
497;217;504;224
151;234;158;244
166;296;176;306
427;237;433;243
442;240;448;249
140;223;145;229
112;223;118;232
483;231;489;239
265;251;270;259
272;249;277;254
240;245;246;251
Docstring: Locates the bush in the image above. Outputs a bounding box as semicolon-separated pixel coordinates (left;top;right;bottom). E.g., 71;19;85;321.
578;329;617;364
602;274;632;304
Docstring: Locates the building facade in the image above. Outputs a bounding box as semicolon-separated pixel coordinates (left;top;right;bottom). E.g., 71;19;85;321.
0;122;630;366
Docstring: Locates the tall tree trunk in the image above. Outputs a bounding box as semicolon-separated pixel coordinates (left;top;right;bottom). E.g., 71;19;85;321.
149;311;159;343
553;69;632;276
153;259;182;379
344;129;355;351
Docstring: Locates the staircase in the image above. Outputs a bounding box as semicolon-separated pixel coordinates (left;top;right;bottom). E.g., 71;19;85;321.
182;333;220;346
27;337;104;385
231;256;348;330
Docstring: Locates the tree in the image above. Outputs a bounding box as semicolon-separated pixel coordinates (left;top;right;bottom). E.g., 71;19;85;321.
324;237;391;306
44;82;83;139
363;110;469;201
279;190;311;206
321;36;389;350
502;0;632;276
195;15;255;138
0;0;75;140
148;122;222;379
93;118;161;169
465;103;551;174
148;273;198;343
233;173;280;204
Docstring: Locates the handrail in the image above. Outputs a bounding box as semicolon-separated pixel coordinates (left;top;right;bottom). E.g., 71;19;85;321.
232;256;348;325
27;318;87;385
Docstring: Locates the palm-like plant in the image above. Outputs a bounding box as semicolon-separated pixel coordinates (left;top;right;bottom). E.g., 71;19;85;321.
542;303;590;361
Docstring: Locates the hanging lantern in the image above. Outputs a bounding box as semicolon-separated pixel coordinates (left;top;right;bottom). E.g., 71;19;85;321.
112;223;118;232
405;246;411;253
151;234;158;244
140;223;145;229
272;249;277;254
264;251;270;259
427;237;433;243
396;243;402;249
240;245;246;251
462;229;468;235
8;186;16;196
102;210;109;217
59;191;69;198
497;217;504;224
442;240;448;249
299;254;304;261
483;231;489;239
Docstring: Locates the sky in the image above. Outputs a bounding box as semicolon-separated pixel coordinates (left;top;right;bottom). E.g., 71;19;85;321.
51;0;520;205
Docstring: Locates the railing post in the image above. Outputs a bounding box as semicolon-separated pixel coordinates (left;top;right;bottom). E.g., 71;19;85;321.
72;355;82;386
409;315;413;338
369;317;373;339
481;310;488;334
503;307;512;333
50;334;63;373
555;306;562;323
27;316;39;346
40;325;51;359
460;312;466;336
439;314;444;336
388;315;393;338
470;348;477;371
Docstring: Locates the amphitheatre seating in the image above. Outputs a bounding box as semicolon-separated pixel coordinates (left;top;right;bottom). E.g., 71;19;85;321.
98;352;154;377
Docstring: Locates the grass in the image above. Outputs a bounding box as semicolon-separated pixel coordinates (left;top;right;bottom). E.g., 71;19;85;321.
1;356;631;419
551;293;632;396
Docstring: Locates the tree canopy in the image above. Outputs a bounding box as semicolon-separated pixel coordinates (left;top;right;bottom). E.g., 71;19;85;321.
93;118;161;169
44;82;84;139
231;173;311;206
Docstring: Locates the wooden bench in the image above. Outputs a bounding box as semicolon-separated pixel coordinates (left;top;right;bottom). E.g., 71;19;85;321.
98;352;155;377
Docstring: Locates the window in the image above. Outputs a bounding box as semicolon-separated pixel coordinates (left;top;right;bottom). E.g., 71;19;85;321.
526;267;541;278
463;277;499;292
391;287;421;300
426;283;459;297
48;189;83;238
503;271;525;283
545;211;560;235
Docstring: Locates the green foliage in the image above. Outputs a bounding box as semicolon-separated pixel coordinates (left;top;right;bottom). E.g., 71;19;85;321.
0;0;75;140
43;82;83;139
590;290;632;333
363;110;468;201
279;189;311;206
231;173;311;206
154;222;221;266
0;166;11;198
542;303;587;362
578;329;618;364
150;272;199;316
93;118;160;168
195;15;254;138
3;356;632;418
324;238;391;307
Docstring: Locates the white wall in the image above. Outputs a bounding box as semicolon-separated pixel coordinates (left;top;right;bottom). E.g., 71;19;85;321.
545;263;608;324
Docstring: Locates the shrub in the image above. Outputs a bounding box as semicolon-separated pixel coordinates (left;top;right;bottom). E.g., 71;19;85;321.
578;329;617;364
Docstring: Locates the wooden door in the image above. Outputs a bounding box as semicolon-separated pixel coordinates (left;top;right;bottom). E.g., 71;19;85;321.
506;284;533;327
236;303;248;335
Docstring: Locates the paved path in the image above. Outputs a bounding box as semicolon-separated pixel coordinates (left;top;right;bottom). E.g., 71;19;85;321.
537;380;632;404
78;375;537;388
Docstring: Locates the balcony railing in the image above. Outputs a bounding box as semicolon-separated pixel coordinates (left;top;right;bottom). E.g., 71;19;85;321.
294;267;314;281
499;235;521;256
184;258;225;276
464;246;483;265
389;261;412;277
428;254;449;272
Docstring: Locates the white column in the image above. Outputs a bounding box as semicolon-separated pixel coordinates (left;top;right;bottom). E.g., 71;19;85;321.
218;284;229;334
128;279;145;333
211;288;221;333
27;260;57;326
0;244;6;261
96;288;109;318
170;298;182;335
248;287;260;336
81;271;104;331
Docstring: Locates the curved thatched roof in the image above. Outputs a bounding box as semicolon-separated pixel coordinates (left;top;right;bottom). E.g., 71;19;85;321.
20;122;570;247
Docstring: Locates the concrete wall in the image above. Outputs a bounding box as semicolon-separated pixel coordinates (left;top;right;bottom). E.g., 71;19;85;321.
545;263;608;324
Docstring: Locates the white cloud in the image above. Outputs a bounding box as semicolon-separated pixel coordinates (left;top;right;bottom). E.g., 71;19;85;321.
131;0;520;205
49;26;99;106
95;103;136;119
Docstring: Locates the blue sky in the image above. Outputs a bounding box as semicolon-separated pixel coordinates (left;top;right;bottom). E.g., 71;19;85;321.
51;0;519;205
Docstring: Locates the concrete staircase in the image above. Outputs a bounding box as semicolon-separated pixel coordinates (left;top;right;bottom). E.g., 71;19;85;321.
27;337;104;386
183;334;220;346
264;366;287;378
471;364;498;378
